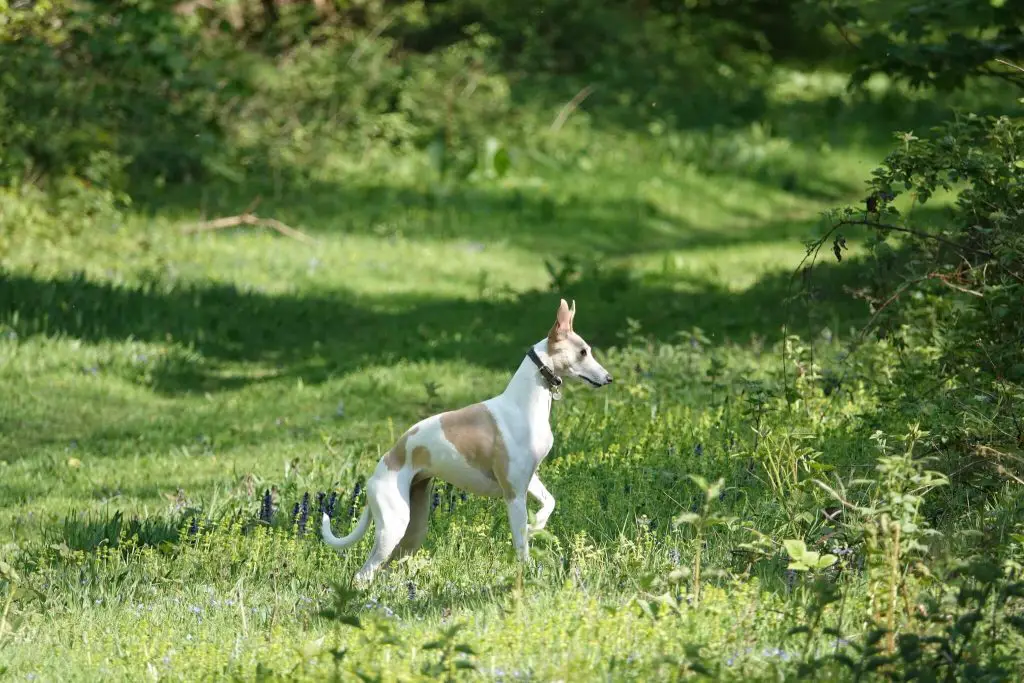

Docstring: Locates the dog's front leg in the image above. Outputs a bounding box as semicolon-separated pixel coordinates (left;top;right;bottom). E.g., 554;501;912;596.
527;474;555;533
505;494;530;562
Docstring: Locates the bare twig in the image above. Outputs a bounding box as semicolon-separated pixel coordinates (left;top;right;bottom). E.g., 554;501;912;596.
935;275;983;297
183;209;316;244
834;218;975;254
995;58;1024;74
348;14;395;67
550;84;596;133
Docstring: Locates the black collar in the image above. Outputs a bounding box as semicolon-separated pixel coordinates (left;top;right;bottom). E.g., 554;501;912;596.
527;348;562;390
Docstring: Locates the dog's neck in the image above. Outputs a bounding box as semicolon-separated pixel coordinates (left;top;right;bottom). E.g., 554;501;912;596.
499;339;557;425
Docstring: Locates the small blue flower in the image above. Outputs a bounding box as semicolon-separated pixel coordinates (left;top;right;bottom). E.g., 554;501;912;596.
190;605;202;615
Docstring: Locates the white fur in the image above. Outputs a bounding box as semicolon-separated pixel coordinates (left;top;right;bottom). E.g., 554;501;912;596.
321;303;612;586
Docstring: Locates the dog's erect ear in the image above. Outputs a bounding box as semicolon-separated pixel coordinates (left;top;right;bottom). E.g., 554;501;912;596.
550;298;572;341
568;299;576;327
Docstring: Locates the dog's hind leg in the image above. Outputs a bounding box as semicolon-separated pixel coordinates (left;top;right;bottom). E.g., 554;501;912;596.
393;476;433;561
353;474;410;586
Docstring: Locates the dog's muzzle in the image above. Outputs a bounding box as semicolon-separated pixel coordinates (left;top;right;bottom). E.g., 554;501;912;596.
582;373;613;387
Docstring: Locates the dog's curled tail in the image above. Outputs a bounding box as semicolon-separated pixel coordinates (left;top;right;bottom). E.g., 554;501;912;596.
320;507;370;551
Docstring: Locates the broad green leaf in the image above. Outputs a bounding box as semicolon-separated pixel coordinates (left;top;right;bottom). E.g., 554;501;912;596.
783;539;808;560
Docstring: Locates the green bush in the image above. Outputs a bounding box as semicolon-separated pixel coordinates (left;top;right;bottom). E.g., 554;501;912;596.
815;112;1024;505
0;0;236;194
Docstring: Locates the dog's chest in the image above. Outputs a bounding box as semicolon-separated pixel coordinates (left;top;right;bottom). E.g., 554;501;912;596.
509;418;553;463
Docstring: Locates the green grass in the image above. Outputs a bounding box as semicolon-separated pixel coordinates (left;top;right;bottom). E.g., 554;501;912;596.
0;69;1005;681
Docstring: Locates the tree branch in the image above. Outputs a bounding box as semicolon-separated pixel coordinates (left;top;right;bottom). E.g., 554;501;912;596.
182;209;316;244
834;218;981;255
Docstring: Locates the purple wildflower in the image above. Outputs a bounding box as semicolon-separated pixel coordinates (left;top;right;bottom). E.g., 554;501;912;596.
259;490;273;524
298;492;310;535
326;492;338;518
694;443;703;457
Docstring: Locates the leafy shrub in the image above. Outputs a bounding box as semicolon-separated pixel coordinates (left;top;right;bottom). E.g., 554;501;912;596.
807;0;1024;91
0;0;236;194
815;112;1024;490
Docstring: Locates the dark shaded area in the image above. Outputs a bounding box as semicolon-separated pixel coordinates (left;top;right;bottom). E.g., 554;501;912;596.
135;174;843;257
0;251;871;397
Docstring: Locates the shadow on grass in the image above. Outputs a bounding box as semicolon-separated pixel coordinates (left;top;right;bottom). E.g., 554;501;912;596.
131;172;845;259
0;254;873;397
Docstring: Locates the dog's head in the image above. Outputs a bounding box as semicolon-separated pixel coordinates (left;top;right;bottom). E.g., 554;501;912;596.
546;299;613;387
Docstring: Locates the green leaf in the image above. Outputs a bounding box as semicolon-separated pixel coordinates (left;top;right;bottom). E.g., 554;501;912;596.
0;560;19;583
455;661;478;670
454;644;477;655
783;539;808;560
815;554;839;570
686;474;709;491
673;512;700;526
635;598;654;618
422;640;443;650
482;137;511;179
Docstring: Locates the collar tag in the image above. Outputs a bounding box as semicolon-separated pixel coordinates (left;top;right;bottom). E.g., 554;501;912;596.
526;348;562;395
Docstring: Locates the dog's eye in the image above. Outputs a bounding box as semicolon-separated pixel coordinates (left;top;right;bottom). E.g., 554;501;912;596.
580;348;588;358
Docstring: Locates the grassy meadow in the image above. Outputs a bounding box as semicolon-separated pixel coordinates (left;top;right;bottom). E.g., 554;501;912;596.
1;37;1021;680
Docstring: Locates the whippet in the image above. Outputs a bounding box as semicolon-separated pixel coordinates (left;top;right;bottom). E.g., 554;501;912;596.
320;299;613;585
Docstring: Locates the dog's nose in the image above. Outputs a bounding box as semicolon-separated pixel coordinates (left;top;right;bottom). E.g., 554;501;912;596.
605;374;614;384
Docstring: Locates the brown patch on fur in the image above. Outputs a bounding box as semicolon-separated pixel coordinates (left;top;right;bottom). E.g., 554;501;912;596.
411;445;432;468
383;426;419;471
440;403;512;499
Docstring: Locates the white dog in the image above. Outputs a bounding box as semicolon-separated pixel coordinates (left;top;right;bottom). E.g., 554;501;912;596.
321;299;613;585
